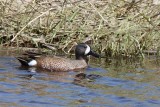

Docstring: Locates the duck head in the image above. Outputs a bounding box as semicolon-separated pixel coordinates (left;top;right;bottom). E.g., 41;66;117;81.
75;43;101;63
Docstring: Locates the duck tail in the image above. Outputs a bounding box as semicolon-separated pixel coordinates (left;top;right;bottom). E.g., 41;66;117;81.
16;57;29;66
16;57;37;66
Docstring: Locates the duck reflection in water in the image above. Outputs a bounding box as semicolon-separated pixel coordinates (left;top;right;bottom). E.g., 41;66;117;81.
17;66;102;85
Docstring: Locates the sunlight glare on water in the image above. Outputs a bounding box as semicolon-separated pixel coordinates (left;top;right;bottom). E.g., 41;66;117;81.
0;49;160;107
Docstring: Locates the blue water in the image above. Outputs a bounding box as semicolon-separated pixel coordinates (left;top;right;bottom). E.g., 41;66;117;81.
0;52;160;107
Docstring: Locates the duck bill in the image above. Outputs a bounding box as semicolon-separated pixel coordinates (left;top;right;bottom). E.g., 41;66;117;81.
88;50;101;58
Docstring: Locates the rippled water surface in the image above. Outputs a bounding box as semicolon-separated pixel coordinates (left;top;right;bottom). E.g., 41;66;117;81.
0;49;160;107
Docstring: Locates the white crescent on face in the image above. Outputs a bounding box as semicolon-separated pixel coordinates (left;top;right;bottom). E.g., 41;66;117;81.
84;44;91;55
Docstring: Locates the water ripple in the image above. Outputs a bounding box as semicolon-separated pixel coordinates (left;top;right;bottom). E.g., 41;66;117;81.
0;55;160;106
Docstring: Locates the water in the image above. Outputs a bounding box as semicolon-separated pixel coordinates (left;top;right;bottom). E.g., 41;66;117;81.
0;49;160;107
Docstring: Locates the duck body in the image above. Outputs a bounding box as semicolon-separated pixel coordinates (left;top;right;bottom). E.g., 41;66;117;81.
35;56;87;71
16;43;100;72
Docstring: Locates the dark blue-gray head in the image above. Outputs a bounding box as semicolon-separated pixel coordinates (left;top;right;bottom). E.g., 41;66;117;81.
75;43;101;63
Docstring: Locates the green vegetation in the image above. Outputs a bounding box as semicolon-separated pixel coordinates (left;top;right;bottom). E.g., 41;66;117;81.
0;0;160;57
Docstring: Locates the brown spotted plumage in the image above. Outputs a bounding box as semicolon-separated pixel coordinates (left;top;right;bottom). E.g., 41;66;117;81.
16;43;101;72
36;56;87;71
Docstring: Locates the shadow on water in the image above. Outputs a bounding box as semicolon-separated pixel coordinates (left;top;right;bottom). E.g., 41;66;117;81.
0;49;160;107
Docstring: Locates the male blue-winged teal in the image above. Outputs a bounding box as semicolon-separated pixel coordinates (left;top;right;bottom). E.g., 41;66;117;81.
16;43;101;72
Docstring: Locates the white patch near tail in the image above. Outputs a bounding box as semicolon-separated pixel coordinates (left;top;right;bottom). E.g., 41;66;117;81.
85;44;91;55
28;60;37;66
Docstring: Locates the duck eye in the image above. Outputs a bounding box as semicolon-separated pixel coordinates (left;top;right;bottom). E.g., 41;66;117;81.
84;46;87;48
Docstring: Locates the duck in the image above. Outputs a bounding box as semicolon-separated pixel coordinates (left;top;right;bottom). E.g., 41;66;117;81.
16;43;101;72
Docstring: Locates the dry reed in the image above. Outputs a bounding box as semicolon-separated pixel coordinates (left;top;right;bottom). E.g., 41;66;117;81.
0;0;160;57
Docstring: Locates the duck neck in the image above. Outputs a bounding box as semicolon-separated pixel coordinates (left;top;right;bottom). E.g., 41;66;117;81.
76;55;89;64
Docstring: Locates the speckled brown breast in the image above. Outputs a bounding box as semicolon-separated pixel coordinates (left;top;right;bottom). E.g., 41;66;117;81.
35;56;87;72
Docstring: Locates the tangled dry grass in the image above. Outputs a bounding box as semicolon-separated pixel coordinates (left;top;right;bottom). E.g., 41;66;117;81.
0;0;160;57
